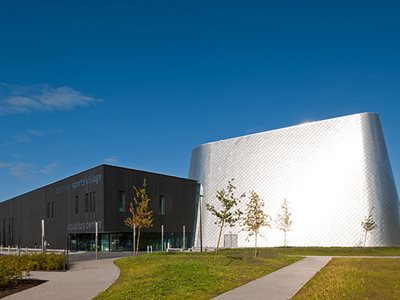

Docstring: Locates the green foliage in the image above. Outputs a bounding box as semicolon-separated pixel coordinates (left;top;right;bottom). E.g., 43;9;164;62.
0;255;27;287
242;192;270;236
294;258;400;299
276;198;292;247
95;249;301;300
0;253;64;288
242;191;270;257
361;207;377;247
27;252;65;271
206;179;244;227
95;247;400;299
125;178;154;254
206;179;245;255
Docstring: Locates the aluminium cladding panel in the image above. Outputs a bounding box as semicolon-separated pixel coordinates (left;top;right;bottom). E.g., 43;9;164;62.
102;165;197;234
0;189;45;247
60;166;105;239
0;165;105;249
189;112;400;248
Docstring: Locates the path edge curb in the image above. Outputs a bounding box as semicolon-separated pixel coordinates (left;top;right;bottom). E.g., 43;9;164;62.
288;256;332;299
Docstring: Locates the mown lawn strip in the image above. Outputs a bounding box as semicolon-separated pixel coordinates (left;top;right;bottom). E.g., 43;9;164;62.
96;249;301;300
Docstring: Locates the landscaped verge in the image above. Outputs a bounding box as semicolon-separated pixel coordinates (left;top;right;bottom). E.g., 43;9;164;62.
293;258;400;299
96;249;301;300
0;253;65;288
267;246;400;256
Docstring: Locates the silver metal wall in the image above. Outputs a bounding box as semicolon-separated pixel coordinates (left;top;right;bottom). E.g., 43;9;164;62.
189;113;400;247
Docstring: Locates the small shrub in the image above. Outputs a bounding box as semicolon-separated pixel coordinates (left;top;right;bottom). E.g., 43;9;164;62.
0;255;28;287
28;253;64;271
0;252;64;288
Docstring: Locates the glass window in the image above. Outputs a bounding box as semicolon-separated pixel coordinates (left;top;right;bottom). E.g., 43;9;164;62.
89;192;92;212
2;219;5;246
75;196;79;215
46;202;50;219
85;193;89;213
118;191;126;212
51;202;54;218
93;191;96;212
100;233;109;251
159;195;165;215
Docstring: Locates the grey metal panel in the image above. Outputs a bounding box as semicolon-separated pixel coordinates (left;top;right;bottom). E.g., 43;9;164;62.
0;164;198;249
103;165;197;235
0;165;105;249
189;112;400;247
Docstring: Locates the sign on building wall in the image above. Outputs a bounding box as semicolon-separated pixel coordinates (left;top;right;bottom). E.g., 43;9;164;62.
67;221;102;233
56;174;102;194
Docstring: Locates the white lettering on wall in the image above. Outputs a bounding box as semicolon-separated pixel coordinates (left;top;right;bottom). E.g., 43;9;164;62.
56;174;102;194
67;221;102;232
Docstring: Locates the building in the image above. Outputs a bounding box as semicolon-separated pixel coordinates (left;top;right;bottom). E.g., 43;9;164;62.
0;165;198;251
2;112;399;251
189;112;400;247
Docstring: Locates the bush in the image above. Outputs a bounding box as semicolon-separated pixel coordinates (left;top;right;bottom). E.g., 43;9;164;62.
0;252;65;288
27;252;64;271
0;255;29;287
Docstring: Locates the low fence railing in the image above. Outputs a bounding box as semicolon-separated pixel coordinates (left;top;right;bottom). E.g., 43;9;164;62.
0;245;65;254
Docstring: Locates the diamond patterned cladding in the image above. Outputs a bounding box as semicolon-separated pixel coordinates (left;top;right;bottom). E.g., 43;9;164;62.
189;113;400;248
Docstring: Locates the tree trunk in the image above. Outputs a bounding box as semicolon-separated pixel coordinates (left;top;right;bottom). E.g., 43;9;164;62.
216;220;224;254
363;230;367;248
136;229;141;255
132;227;135;256
284;230;287;247
254;232;257;258
214;220;224;263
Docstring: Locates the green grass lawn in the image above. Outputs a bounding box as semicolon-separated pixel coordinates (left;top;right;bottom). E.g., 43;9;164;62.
265;246;400;256
95;249;301;300
293;258;400;300
96;247;400;300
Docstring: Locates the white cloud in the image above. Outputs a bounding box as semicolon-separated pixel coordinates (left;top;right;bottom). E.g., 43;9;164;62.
104;155;118;164
9;163;35;179
0;161;59;179
40;162;59;174
0;162;11;168
26;129;44;137
13;134;33;143
9;129;46;143
0;83;102;115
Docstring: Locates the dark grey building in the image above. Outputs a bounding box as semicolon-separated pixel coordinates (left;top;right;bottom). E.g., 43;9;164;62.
0;165;199;251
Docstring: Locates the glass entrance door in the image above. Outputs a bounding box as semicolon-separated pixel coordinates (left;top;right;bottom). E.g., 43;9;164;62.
110;233;122;251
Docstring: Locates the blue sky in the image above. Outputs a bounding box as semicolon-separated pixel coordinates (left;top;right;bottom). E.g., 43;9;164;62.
0;1;399;201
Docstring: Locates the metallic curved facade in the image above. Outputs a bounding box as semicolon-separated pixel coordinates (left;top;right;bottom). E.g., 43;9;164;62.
189;113;400;247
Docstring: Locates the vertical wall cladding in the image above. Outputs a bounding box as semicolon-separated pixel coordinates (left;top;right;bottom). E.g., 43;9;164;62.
0;164;196;249
0;165;105;249
103;165;197;235
189;112;400;248
0;187;46;247
60;165;105;244
360;114;400;245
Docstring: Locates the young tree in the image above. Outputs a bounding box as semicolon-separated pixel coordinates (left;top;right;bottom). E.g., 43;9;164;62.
125;178;153;255
276;198;292;247
242;191;270;257
206;179;245;257
361;207;377;247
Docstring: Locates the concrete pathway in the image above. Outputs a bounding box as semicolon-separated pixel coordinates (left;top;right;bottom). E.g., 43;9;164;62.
331;255;400;258
5;257;120;300
213;256;332;300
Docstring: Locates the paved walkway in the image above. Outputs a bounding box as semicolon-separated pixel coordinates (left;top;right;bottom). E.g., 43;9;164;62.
6;254;399;300
331;255;400;258
213;256;332;300
5;257;120;300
